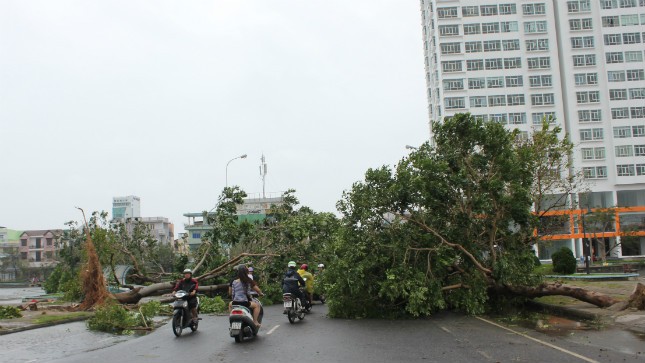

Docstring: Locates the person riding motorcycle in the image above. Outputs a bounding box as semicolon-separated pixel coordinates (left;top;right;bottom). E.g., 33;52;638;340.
172;269;199;323
297;264;314;306
229;264;264;328
282;261;306;312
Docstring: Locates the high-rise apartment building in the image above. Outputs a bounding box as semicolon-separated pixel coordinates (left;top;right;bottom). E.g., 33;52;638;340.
420;0;645;258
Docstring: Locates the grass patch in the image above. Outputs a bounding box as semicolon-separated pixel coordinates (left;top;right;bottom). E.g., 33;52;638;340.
534;296;579;306
534;264;554;276
33;312;92;324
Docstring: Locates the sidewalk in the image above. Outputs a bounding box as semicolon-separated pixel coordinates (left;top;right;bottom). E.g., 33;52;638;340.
534;275;645;334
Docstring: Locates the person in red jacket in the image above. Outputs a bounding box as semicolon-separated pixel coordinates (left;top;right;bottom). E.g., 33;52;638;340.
173;269;199;323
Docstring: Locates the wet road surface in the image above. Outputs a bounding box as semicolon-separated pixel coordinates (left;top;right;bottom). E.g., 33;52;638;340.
5;303;645;363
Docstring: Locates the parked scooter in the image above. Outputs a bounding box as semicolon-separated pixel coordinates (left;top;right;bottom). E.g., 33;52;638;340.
229;297;263;343
171;290;200;337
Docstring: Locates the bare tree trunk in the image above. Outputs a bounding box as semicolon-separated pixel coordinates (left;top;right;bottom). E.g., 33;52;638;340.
497;282;620;308
113;283;230;304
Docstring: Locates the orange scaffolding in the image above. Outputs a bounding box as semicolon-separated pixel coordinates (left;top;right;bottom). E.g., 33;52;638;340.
537;206;645;240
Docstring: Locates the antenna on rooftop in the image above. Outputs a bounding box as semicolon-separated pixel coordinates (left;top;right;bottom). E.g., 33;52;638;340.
260;154;268;199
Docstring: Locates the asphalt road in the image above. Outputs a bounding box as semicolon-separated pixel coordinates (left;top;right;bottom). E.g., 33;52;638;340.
5;303;645;363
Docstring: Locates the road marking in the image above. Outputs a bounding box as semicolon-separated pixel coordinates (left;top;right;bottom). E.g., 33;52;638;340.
475;316;600;363
439;326;452;334
266;325;280;335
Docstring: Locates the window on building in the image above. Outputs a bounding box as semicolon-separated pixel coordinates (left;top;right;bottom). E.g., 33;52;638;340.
485;58;503;70
617;164;636;176
632;107;645;118
612;107;630;119
504;57;522;69
21;239;27;246
619;0;637;8
507;94;525;106
582;147;606;160
522;3;546;15
524;21;548;33
602;16;620;27
574;72;598;85
464;23;481;35
482;22;501;33
483;40;501;52
443;79;464;91
486;77;504;88
578;110;602;123
614;126;632;138
480;5;498;16
192;232;201;239
440;42;461;55
567;0;591;12
608;70;626;82
465;41;482;53
634;144;645;156
627;69;645;81
437;7;459;19
606;52;624;63
582;18;593;29
470;96;488;108
634;125;645;137
570;19;583;31
625;51;644;62
576;91;600;103
621;14;640;25
630;88;645;99
528;57;551;69
531;93;555;106
488;95;507;106
604;33;622;45
439;25;460;36
636;164;645;176
616;145;635;157
462;6;479;17
469;77;485;89
501;21;519;32
445;97;466;109
532;112;556;125
508;112;526;124
502;39;520;51
442;60;463;72
505;75;523;87
499;3;517;14
527;39;549;51
467;59;484;71
489;113;508;124
623;32;642;44
601;0;618;9
609;89;628;100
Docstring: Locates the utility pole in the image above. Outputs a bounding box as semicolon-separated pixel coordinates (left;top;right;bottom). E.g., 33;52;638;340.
260;154;267;199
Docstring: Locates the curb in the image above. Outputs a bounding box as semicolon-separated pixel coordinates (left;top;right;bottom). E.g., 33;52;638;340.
527;301;613;322
0;315;91;336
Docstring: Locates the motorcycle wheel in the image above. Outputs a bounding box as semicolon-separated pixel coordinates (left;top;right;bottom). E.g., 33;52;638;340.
287;310;296;324
190;320;198;332
305;303;312;313
172;314;183;337
234;329;243;343
320;295;326;304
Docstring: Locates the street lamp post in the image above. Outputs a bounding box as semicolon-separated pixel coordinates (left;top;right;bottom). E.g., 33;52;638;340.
580;206;593;275
225;154;247;187
405;145;418;150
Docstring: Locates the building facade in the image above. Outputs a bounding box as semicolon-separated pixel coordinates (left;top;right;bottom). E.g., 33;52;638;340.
18;230;63;268
112;195;141;220
420;0;645;258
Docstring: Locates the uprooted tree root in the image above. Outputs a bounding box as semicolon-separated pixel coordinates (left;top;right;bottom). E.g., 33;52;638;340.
77;207;111;310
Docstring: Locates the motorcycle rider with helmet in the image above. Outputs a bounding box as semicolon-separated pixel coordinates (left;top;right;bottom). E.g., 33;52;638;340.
297;264;314;306
282;261;306;312
172;269;199;323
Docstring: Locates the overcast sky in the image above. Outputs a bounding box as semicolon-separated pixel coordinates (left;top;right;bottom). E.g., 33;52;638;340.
0;1;429;233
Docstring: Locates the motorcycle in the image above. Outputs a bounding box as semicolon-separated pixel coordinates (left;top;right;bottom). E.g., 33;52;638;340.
171;290;200;337
283;291;306;324
229;297;263;343
313;292;326;304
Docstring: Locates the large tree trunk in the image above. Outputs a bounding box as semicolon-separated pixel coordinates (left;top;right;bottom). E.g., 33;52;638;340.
497;282;620;308
625;283;645;310
113;283;230;304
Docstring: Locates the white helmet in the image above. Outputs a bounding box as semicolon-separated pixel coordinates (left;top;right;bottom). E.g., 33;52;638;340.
318;264;325;268
183;269;192;274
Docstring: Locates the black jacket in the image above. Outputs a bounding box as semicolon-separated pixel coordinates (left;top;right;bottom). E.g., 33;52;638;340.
282;269;305;293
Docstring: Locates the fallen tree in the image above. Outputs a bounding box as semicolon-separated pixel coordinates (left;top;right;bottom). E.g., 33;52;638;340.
324;115;644;318
112;253;277;304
